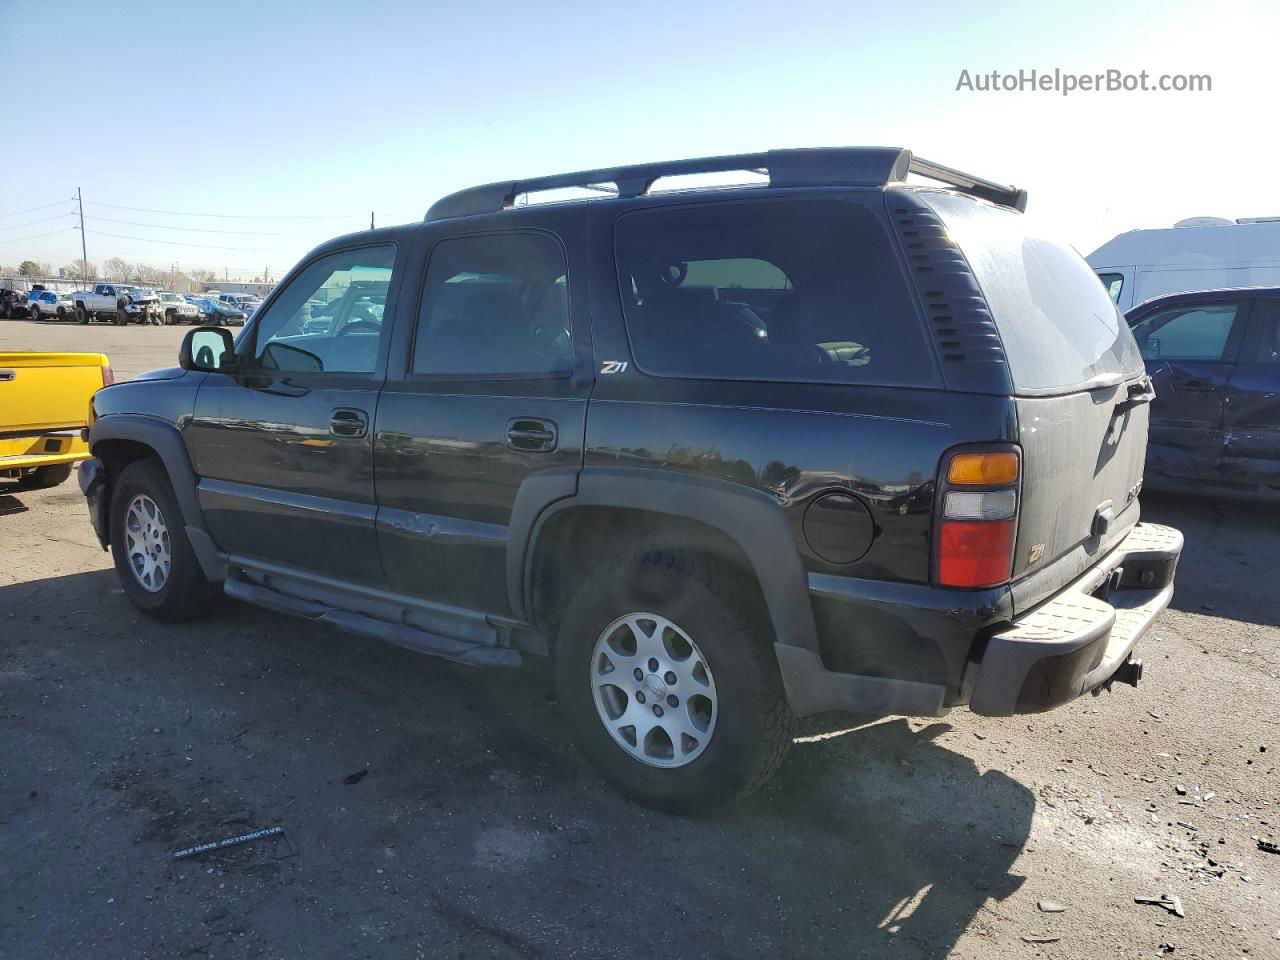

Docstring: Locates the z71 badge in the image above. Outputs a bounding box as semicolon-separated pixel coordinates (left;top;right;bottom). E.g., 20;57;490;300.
600;360;628;374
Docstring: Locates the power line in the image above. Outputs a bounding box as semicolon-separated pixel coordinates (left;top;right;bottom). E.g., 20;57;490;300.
83;200;361;221
84;228;295;253
0;212;76;232
86;214;317;237
0;227;78;245
0;199;73;219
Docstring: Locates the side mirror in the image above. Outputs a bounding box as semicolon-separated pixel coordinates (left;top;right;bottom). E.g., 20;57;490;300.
180;326;238;372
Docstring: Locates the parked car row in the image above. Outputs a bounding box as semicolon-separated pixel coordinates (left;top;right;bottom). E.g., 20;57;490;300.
1;283;255;326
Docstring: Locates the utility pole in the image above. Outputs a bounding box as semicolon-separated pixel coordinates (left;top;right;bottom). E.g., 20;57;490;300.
76;187;88;284
370;210;375;230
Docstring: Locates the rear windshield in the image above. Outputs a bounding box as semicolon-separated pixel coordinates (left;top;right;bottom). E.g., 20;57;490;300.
921;191;1144;394
613;198;937;387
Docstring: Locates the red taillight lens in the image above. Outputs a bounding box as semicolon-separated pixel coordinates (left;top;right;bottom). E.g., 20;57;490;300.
938;519;1016;587
101;365;115;386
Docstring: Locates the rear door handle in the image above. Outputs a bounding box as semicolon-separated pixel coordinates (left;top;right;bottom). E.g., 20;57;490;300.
507;417;558;452
330;407;368;438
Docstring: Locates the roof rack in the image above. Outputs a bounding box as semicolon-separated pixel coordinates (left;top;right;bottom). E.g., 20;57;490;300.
424;147;1027;221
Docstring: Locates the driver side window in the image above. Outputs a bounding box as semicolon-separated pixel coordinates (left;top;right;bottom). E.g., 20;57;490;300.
251;244;396;375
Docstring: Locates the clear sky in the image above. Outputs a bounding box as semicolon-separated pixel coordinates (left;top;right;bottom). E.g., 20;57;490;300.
2;0;1277;280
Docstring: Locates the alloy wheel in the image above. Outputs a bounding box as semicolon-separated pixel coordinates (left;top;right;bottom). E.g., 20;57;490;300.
590;612;718;768
124;494;172;593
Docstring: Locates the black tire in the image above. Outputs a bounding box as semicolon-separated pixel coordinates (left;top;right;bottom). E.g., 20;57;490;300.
30;306;41;321
165;309;176;325
555;549;796;813
109;459;218;621
77;304;89;324
13;463;73;490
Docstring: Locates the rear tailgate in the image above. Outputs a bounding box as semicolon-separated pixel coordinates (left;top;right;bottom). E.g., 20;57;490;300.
0;352;109;435
918;192;1149;607
1013;386;1149;580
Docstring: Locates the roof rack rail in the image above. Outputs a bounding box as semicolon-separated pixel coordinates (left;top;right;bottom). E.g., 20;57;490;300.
424;147;1026;221
907;156;1027;212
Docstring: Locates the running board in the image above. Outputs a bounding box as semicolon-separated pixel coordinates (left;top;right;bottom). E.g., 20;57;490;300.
224;577;522;668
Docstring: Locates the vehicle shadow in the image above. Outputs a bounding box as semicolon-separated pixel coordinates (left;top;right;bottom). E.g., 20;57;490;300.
0;491;29;516
0;568;1032;960
1141;490;1280;628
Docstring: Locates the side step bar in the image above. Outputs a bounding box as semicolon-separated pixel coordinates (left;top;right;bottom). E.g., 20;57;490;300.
224;577;522;668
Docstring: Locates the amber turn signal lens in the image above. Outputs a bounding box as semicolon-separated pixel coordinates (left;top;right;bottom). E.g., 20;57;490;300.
947;452;1018;486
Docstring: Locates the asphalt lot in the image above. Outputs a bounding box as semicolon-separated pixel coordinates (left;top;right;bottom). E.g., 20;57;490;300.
1;319;1277;960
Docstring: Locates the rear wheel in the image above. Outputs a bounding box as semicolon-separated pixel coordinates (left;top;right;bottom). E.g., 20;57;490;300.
555;549;795;813
13;463;72;490
109;459;218;621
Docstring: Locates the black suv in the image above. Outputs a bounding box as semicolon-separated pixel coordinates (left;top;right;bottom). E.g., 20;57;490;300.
78;148;1182;812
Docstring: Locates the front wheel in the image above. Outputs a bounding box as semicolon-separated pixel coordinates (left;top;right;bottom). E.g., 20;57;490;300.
30;306;41;321
109;459;218;621
76;305;89;324
555;549;796;813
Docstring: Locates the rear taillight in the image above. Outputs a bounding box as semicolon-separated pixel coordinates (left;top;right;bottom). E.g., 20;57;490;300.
936;449;1020;588
101;365;115;386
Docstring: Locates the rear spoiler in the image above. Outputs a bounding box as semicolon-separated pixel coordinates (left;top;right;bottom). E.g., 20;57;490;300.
426;147;1029;220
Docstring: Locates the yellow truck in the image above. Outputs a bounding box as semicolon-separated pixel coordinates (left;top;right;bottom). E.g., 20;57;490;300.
0;352;113;489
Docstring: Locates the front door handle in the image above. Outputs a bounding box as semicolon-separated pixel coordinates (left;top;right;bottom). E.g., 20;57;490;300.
506;417;558;452
1174;378;1216;392
330;408;368;438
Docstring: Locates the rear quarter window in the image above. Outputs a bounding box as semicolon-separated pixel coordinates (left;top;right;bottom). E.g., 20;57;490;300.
922;191;1144;394
613;198;938;387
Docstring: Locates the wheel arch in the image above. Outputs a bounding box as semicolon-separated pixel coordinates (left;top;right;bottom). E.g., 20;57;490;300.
514;466;819;656
90;415;224;579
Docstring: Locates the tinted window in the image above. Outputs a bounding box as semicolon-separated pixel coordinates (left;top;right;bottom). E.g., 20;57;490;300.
613;199;933;386
922;192;1144;393
1247;300;1280;364
1130;303;1238;361
251;244;395;375
1097;272;1124;302
413;233;571;377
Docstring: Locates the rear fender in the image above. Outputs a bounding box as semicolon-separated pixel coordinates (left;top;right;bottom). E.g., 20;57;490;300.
513;466;820;655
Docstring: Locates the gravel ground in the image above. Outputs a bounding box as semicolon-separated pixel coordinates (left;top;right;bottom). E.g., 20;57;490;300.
1;320;1277;960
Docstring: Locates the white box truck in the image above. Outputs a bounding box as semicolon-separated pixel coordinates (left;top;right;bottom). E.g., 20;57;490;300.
1088;216;1280;311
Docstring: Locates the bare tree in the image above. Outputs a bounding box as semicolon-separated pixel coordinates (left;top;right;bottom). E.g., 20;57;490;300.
61;259;96;282
132;263;167;285
188;268;216;286
103;257;132;281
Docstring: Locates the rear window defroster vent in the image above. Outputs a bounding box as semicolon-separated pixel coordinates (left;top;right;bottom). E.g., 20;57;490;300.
888;193;1013;394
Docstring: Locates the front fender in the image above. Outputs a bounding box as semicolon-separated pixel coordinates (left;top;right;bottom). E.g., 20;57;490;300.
89;413;226;580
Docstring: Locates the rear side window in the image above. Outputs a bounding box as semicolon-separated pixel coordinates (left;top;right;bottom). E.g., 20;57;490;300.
922;192;1144;394
413;233;572;377
613;199;935;386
